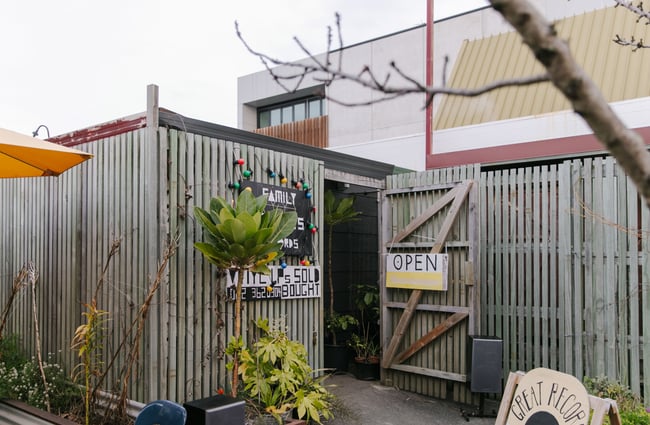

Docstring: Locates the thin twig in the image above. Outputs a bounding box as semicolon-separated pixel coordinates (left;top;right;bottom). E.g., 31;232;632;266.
235;19;550;109
0;266;28;340
27;263;51;413
115;235;179;419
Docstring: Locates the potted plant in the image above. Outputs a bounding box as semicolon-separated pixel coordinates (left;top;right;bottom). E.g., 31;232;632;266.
237;318;333;424
324;313;357;372
323;190;360;371
349;283;380;380
348;334;380;380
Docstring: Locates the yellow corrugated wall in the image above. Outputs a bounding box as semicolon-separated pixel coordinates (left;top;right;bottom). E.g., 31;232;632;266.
435;6;650;130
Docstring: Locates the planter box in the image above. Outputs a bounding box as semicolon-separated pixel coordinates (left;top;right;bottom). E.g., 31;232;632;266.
324;344;349;372
184;395;245;425
353;359;380;381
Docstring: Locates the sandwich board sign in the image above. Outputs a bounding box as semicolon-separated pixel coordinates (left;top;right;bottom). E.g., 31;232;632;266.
505;368;590;425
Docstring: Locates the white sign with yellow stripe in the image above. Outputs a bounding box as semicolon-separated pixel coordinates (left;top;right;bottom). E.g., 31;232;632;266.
386;253;448;291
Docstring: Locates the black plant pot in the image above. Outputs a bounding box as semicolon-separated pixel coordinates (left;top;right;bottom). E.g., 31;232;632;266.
353;358;380;381
324;344;349;373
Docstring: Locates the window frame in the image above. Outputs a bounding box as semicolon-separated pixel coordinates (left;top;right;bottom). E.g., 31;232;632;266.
257;96;325;128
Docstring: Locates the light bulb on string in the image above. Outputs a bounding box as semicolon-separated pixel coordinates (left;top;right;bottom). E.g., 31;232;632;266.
304;188;312;199
243;169;253;179
266;280;277;292
266;168;276;178
279;173;288;185
228;181;241;190
234;158;245;166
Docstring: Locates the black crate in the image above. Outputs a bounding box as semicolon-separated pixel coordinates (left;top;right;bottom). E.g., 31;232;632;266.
183;395;245;425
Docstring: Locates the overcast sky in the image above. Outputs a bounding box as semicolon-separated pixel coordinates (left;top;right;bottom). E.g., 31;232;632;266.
0;1;487;137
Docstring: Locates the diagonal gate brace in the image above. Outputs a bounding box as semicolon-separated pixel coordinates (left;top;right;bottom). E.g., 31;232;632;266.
394;312;468;364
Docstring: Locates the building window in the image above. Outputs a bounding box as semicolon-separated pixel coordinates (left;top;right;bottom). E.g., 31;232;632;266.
308;99;321;118
257;96;325;128
259;110;270;128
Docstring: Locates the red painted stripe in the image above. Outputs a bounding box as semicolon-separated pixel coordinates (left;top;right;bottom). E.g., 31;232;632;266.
46;115;147;147
425;0;434;157
426;127;650;168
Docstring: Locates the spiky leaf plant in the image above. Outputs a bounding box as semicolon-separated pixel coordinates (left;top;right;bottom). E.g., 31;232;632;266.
195;190;297;396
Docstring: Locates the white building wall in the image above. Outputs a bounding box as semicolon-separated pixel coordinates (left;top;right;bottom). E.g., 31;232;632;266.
326;28;426;148
328;133;425;171
435;96;650;153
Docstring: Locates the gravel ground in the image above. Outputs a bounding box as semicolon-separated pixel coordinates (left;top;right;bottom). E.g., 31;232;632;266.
322;373;498;425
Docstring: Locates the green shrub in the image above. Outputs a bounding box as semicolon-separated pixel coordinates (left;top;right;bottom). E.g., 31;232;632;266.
237;318;333;424
0;334;27;369
620;409;650;425
584;376;650;425
0;352;79;414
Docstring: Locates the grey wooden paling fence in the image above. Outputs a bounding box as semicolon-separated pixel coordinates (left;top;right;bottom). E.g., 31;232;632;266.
383;157;650;405
0;123;324;404
481;156;650;398
3;126;650;407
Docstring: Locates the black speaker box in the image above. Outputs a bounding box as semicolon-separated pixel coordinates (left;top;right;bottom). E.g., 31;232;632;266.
467;335;502;393
183;395;245;425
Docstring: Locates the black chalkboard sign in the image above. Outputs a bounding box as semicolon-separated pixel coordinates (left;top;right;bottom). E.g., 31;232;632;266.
240;181;313;257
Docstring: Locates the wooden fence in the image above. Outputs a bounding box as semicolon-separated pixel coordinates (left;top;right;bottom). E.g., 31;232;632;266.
0;124;324;404
3;129;649;406
254;116;328;149
382;157;650;405
480;157;650;398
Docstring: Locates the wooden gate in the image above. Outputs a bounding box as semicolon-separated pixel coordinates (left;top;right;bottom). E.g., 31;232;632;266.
380;168;480;403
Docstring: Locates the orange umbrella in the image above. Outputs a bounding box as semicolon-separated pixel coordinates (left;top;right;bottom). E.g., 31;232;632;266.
0;127;92;178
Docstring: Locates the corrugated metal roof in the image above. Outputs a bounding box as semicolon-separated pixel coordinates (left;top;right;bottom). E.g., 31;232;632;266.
159;110;400;180
0;400;75;424
434;6;650;130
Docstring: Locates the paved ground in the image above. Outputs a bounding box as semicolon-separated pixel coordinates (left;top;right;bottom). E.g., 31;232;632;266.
323;373;498;425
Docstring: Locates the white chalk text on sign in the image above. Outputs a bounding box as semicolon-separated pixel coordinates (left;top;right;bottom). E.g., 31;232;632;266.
506;368;590;425
226;266;321;301
385;253;448;291
241;181;312;257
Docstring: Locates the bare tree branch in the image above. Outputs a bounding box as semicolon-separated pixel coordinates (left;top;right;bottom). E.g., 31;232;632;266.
237;0;650;206
613;33;650;50
613;0;650;22
490;0;650;206
235;19;550;109
612;1;650;49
